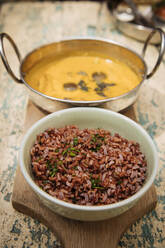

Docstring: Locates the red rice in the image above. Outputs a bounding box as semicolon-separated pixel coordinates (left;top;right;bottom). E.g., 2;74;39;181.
30;125;147;206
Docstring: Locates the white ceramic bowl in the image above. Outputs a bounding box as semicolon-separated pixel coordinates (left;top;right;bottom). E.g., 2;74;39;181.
19;107;158;221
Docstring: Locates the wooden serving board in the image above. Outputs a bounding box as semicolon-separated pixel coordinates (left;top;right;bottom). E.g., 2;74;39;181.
12;101;157;248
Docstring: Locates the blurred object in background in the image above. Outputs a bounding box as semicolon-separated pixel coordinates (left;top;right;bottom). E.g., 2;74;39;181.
107;0;155;27
153;0;165;22
107;0;162;9
107;0;123;11
107;0;165;44
134;0;162;3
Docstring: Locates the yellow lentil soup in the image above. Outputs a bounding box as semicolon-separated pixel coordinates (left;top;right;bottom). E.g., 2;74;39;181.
25;51;140;101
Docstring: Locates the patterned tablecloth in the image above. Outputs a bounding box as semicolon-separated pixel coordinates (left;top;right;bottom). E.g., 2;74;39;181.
0;2;165;247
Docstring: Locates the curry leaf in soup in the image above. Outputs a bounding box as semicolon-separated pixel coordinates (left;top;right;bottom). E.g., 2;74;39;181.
96;82;107;90
92;72;107;82
94;81;116;97
78;80;88;91
107;83;116;87
96;82;116;89
94;87;106;97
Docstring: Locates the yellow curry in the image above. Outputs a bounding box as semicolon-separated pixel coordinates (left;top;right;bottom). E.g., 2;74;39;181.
25;51;140;101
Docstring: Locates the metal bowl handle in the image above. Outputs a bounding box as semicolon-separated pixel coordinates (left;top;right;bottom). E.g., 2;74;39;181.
0;33;23;84
142;28;165;79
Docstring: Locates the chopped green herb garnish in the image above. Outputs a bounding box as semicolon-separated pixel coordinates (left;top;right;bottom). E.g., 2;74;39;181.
62;147;79;156
62;149;68;156
90;133;105;152
55;149;59;153
49;163;58;177
71;147;80;152
90;134;104;151
50;171;56;177
91;134;97;143
73;137;78;146
91;134;105;143
46;160;52;168
58;161;63;165
117;180;122;185
94;186;105;190
90;144;101;152
91;177;101;189
43;180;50;185
70;152;76;157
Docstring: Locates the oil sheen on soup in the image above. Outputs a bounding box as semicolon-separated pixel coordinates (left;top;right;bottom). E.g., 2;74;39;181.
25;51;141;101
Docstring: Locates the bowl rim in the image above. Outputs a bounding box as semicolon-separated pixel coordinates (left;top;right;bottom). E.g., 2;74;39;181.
19;107;158;211
20;36;147;106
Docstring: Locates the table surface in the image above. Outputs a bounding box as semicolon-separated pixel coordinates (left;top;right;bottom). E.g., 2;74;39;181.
0;2;165;248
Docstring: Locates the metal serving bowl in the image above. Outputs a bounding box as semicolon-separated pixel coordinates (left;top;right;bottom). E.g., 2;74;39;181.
0;29;165;112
